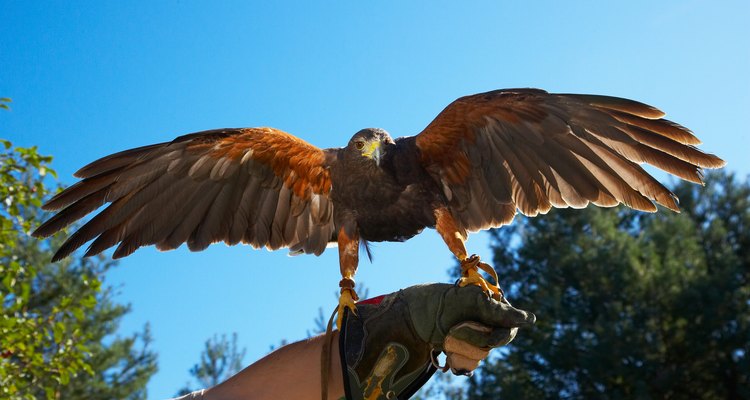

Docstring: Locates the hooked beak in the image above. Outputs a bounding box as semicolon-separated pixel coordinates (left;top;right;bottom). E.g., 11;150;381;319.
363;141;383;166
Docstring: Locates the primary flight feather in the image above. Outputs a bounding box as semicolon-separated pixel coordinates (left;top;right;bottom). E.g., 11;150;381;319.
33;88;725;319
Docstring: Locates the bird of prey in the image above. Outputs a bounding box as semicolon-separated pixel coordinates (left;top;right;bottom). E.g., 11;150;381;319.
33;88;725;323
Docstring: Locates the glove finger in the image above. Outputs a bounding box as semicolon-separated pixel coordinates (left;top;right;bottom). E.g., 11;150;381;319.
458;286;536;328
445;352;482;376
496;298;536;328
444;333;491;360
447;322;516;348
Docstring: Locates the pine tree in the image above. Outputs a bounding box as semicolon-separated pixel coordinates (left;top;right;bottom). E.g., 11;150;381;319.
466;172;749;399
176;333;246;396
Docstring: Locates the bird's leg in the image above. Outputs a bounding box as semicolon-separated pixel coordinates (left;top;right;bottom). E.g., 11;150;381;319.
337;226;360;329
434;208;504;300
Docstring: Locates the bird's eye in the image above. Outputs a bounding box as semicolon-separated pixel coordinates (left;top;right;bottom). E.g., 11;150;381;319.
355;141;365;150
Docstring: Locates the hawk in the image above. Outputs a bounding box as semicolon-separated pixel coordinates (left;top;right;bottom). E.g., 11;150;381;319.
33;88;725;324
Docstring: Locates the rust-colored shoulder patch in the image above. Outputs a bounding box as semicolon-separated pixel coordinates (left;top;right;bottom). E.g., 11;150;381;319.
193;127;332;199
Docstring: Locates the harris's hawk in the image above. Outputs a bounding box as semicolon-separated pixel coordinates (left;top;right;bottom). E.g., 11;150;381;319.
33;88;725;324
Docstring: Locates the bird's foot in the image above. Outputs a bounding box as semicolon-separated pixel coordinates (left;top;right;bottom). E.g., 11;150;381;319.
458;254;504;301
337;279;359;329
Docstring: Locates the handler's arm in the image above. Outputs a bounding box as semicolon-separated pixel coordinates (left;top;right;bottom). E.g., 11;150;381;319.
176;283;535;400
203;332;343;400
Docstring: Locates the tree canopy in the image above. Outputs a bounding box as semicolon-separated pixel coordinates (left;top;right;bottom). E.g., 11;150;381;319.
1;106;157;399
465;171;749;399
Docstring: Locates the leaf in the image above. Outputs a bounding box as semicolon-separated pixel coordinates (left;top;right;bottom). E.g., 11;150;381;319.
0;129;156;398
53;322;65;343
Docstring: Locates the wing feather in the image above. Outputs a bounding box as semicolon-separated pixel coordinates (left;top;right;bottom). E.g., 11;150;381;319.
34;127;337;261
415;89;724;232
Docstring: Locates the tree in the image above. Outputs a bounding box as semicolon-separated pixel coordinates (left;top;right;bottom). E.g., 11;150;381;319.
465;171;749;399
1;104;157;399
176;333;247;396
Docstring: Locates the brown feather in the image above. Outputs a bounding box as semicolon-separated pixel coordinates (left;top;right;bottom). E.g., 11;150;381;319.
576;133;679;210
567;94;665;119
36;187;108;241
37;127;336;260
609;111;702;145
42;172;115;211
270;186;293;250
74;143;163;178
189;183;235;252
251;188;279;249
556;134;660;211
617;125;725;168
415;89;721;230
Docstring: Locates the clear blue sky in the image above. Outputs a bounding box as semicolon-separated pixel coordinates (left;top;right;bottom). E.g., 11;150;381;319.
2;1;749;398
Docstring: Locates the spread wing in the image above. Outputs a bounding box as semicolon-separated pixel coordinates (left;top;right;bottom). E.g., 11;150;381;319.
34;127;336;261
415;88;725;233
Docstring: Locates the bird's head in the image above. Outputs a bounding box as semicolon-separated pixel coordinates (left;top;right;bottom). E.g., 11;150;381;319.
347;128;394;166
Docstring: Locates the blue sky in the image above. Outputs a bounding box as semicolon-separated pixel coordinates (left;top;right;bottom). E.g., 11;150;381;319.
2;1;749;398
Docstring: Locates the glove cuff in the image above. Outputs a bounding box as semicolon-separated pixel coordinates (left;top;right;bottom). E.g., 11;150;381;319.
339;293;437;400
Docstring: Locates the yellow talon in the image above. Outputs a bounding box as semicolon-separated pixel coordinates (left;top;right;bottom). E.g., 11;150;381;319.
336;288;358;330
458;268;494;293
458;254;504;301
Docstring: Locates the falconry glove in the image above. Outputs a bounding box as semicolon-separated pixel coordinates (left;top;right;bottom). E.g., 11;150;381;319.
338;283;535;400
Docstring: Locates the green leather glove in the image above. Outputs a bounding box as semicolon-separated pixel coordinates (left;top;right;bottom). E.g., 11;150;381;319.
338;283;535;400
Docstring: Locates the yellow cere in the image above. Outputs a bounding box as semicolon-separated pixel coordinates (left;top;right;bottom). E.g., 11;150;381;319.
362;141;381;159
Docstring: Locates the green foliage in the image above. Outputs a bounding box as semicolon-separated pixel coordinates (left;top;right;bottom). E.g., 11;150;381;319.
466;171;750;399
0;136;157;399
0;138;91;398
176;333;246;396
